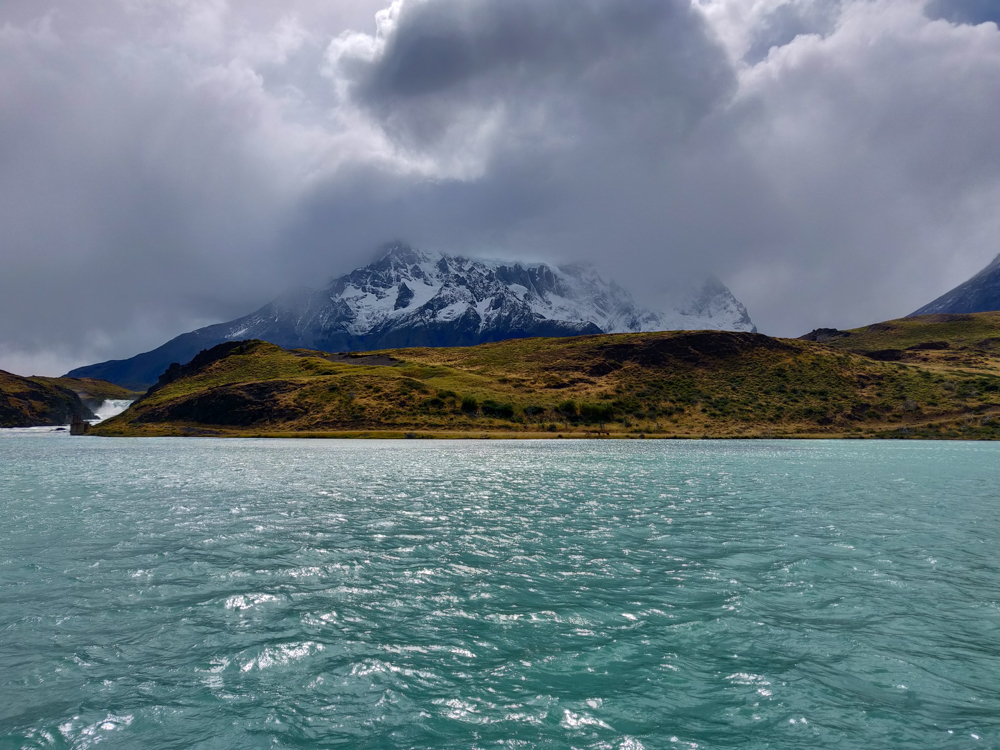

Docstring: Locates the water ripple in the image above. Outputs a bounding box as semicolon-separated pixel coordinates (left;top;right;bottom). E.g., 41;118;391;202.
1;438;999;748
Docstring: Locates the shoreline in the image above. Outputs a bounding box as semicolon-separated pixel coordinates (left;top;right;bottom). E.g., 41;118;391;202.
84;426;1000;441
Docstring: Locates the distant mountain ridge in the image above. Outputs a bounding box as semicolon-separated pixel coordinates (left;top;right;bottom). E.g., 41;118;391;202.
910;253;1000;316
68;243;755;389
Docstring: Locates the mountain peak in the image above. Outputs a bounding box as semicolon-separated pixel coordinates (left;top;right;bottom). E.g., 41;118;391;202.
974;252;1000;278
376;241;434;265
66;243;756;388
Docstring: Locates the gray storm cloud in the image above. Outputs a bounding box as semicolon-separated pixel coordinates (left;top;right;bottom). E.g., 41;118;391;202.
1;0;999;375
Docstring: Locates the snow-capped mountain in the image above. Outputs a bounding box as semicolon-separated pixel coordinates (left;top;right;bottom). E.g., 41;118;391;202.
222;244;754;348
68;243;755;388
910;253;1000;316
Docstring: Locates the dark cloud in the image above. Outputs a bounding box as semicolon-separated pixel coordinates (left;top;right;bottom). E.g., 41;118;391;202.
349;0;731;120
925;0;1000;26
316;0;1000;325
0;15;292;372
299;0;738;288
1;0;999;375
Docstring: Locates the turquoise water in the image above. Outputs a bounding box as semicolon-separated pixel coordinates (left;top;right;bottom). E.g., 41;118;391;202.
1;437;999;749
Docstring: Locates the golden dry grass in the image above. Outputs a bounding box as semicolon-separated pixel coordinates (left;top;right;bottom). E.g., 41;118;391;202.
91;326;1000;440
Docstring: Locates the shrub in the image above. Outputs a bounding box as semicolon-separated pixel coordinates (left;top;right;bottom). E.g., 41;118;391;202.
481;400;515;419
424;397;445;410
398;378;428;394
523;405;546;416
611;396;641;415
556;400;578;417
461;397;479;413
579;402;614;423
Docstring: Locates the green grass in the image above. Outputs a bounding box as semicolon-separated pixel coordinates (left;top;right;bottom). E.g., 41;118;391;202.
91;328;1000;439
819;312;1000;374
32;376;142;403
1;371;94;427
834;312;1000;349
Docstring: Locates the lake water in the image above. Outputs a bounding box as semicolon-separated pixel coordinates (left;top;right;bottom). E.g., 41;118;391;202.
1;436;998;749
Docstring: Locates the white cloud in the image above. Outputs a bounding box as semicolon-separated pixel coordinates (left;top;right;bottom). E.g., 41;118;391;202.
722;0;1000;328
0;0;999;374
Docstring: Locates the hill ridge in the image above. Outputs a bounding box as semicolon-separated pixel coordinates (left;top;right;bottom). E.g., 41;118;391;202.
93;324;1000;440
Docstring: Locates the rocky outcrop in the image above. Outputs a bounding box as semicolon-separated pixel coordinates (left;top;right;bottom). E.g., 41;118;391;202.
0;371;96;427
135;380;301;427
799;328;851;343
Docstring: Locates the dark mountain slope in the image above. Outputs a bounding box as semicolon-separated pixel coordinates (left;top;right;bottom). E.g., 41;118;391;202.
911;253;1000;316
65;325;249;392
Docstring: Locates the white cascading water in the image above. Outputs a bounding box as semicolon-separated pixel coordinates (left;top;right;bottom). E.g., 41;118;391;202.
91;399;133;423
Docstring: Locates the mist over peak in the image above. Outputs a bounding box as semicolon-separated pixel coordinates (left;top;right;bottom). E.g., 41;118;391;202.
67;245;754;388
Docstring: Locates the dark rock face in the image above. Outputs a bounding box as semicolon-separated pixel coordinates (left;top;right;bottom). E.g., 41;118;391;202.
799;328;851;343
593;331;793;368
0;371;96;427
394;283;414;310
70;414;91;435
907;341;950;351
136;380;300;427
911;254;1000;316
68;243;755;388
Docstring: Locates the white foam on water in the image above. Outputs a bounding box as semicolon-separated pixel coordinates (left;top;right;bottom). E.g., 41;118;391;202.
0;426;70;436
561;709;612;730
0;398;131;434
91;399;133;423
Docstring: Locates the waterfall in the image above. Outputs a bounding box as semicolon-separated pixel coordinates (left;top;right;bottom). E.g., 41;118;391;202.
91;399;134;423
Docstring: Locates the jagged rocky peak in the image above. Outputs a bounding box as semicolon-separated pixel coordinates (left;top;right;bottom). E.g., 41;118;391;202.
331;242;570;302
307;242;755;342
672;276;756;333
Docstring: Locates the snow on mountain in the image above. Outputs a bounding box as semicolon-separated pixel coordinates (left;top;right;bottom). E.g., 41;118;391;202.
66;243;755;388
217;243;755;350
910;253;1000;316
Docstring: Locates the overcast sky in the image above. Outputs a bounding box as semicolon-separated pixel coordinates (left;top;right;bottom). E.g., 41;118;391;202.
1;0;999;375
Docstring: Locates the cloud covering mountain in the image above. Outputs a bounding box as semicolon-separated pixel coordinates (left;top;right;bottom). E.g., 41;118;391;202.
68;244;755;389
1;0;1000;374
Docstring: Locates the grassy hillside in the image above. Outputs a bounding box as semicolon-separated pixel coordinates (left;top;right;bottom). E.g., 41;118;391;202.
31;377;141;406
92;329;1000;439
0;371;95;427
808;312;1000;374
